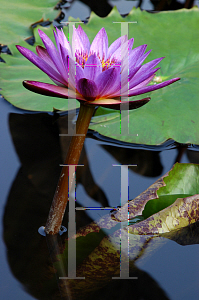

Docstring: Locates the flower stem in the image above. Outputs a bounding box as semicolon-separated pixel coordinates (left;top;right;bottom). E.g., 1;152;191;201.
45;103;96;235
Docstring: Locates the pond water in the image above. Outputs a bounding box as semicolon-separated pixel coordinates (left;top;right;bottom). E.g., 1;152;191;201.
1;1;199;299
1;96;199;300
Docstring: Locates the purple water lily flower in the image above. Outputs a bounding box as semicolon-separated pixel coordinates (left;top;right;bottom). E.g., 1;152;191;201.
16;26;180;110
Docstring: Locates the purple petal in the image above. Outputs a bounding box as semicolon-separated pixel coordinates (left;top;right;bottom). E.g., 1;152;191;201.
128;56;163;87
128;44;148;69
72;25;89;57
76;25;90;53
129;77;180;97
16;45;66;85
129;68;160;90
130;74;155;91
67;57;83;90
128;37;134;51
36;46;57;70
89;28;108;61
54;28;68;70
110;38;134;63
84;54;102;81
135;50;152;67
95;67;120;98
107;35;128;58
116;65;141;98
23;80;70;98
59;28;72;57
55;29;71;70
38;29;68;83
136;57;164;73
77;78;98;101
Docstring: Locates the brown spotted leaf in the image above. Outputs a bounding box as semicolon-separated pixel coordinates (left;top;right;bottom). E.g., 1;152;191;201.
129;194;199;235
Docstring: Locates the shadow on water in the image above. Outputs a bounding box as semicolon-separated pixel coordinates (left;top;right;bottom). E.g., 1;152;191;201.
2;112;199;299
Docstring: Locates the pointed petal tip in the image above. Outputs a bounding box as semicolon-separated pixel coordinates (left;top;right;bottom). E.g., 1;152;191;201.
16;45;24;52
38;28;43;35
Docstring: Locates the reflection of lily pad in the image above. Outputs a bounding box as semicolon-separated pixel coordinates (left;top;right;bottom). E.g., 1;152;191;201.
0;0;59;44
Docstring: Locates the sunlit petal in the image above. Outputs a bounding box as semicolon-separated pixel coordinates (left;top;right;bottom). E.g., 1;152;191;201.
89;28;108;61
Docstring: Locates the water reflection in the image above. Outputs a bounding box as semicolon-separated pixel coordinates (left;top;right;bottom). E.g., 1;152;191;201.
3;112;199;299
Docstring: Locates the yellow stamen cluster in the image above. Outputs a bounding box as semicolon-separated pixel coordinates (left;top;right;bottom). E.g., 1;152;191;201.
75;51;88;68
76;50;118;71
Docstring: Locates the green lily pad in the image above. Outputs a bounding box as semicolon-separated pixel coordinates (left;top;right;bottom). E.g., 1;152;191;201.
1;7;199;144
142;194;192;219
87;7;199;145
0;27;79;111
0;0;60;45
142;163;199;218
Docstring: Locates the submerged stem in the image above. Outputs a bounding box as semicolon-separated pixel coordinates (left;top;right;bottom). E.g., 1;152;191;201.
45;103;96;235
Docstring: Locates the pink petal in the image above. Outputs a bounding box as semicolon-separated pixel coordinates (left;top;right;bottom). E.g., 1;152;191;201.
89;28;108;61
84;54;102;81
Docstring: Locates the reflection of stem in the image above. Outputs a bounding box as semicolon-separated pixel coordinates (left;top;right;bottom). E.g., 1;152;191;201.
174;144;188;164
45;103;96;235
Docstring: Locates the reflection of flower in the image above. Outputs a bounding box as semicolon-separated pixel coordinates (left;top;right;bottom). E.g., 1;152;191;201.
16;26;180;110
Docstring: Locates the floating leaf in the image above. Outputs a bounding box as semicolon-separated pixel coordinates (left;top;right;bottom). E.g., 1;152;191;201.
0;27;79;111
1;7;199;145
129;194;199;235
0;0;59;44
75;164;199;235
89;7;199;145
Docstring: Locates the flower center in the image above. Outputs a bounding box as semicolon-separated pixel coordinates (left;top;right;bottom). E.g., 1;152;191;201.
75;51;118;71
75;51;88;68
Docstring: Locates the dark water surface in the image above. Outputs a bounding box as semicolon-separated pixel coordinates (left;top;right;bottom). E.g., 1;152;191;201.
1;1;199;299
1;95;199;300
